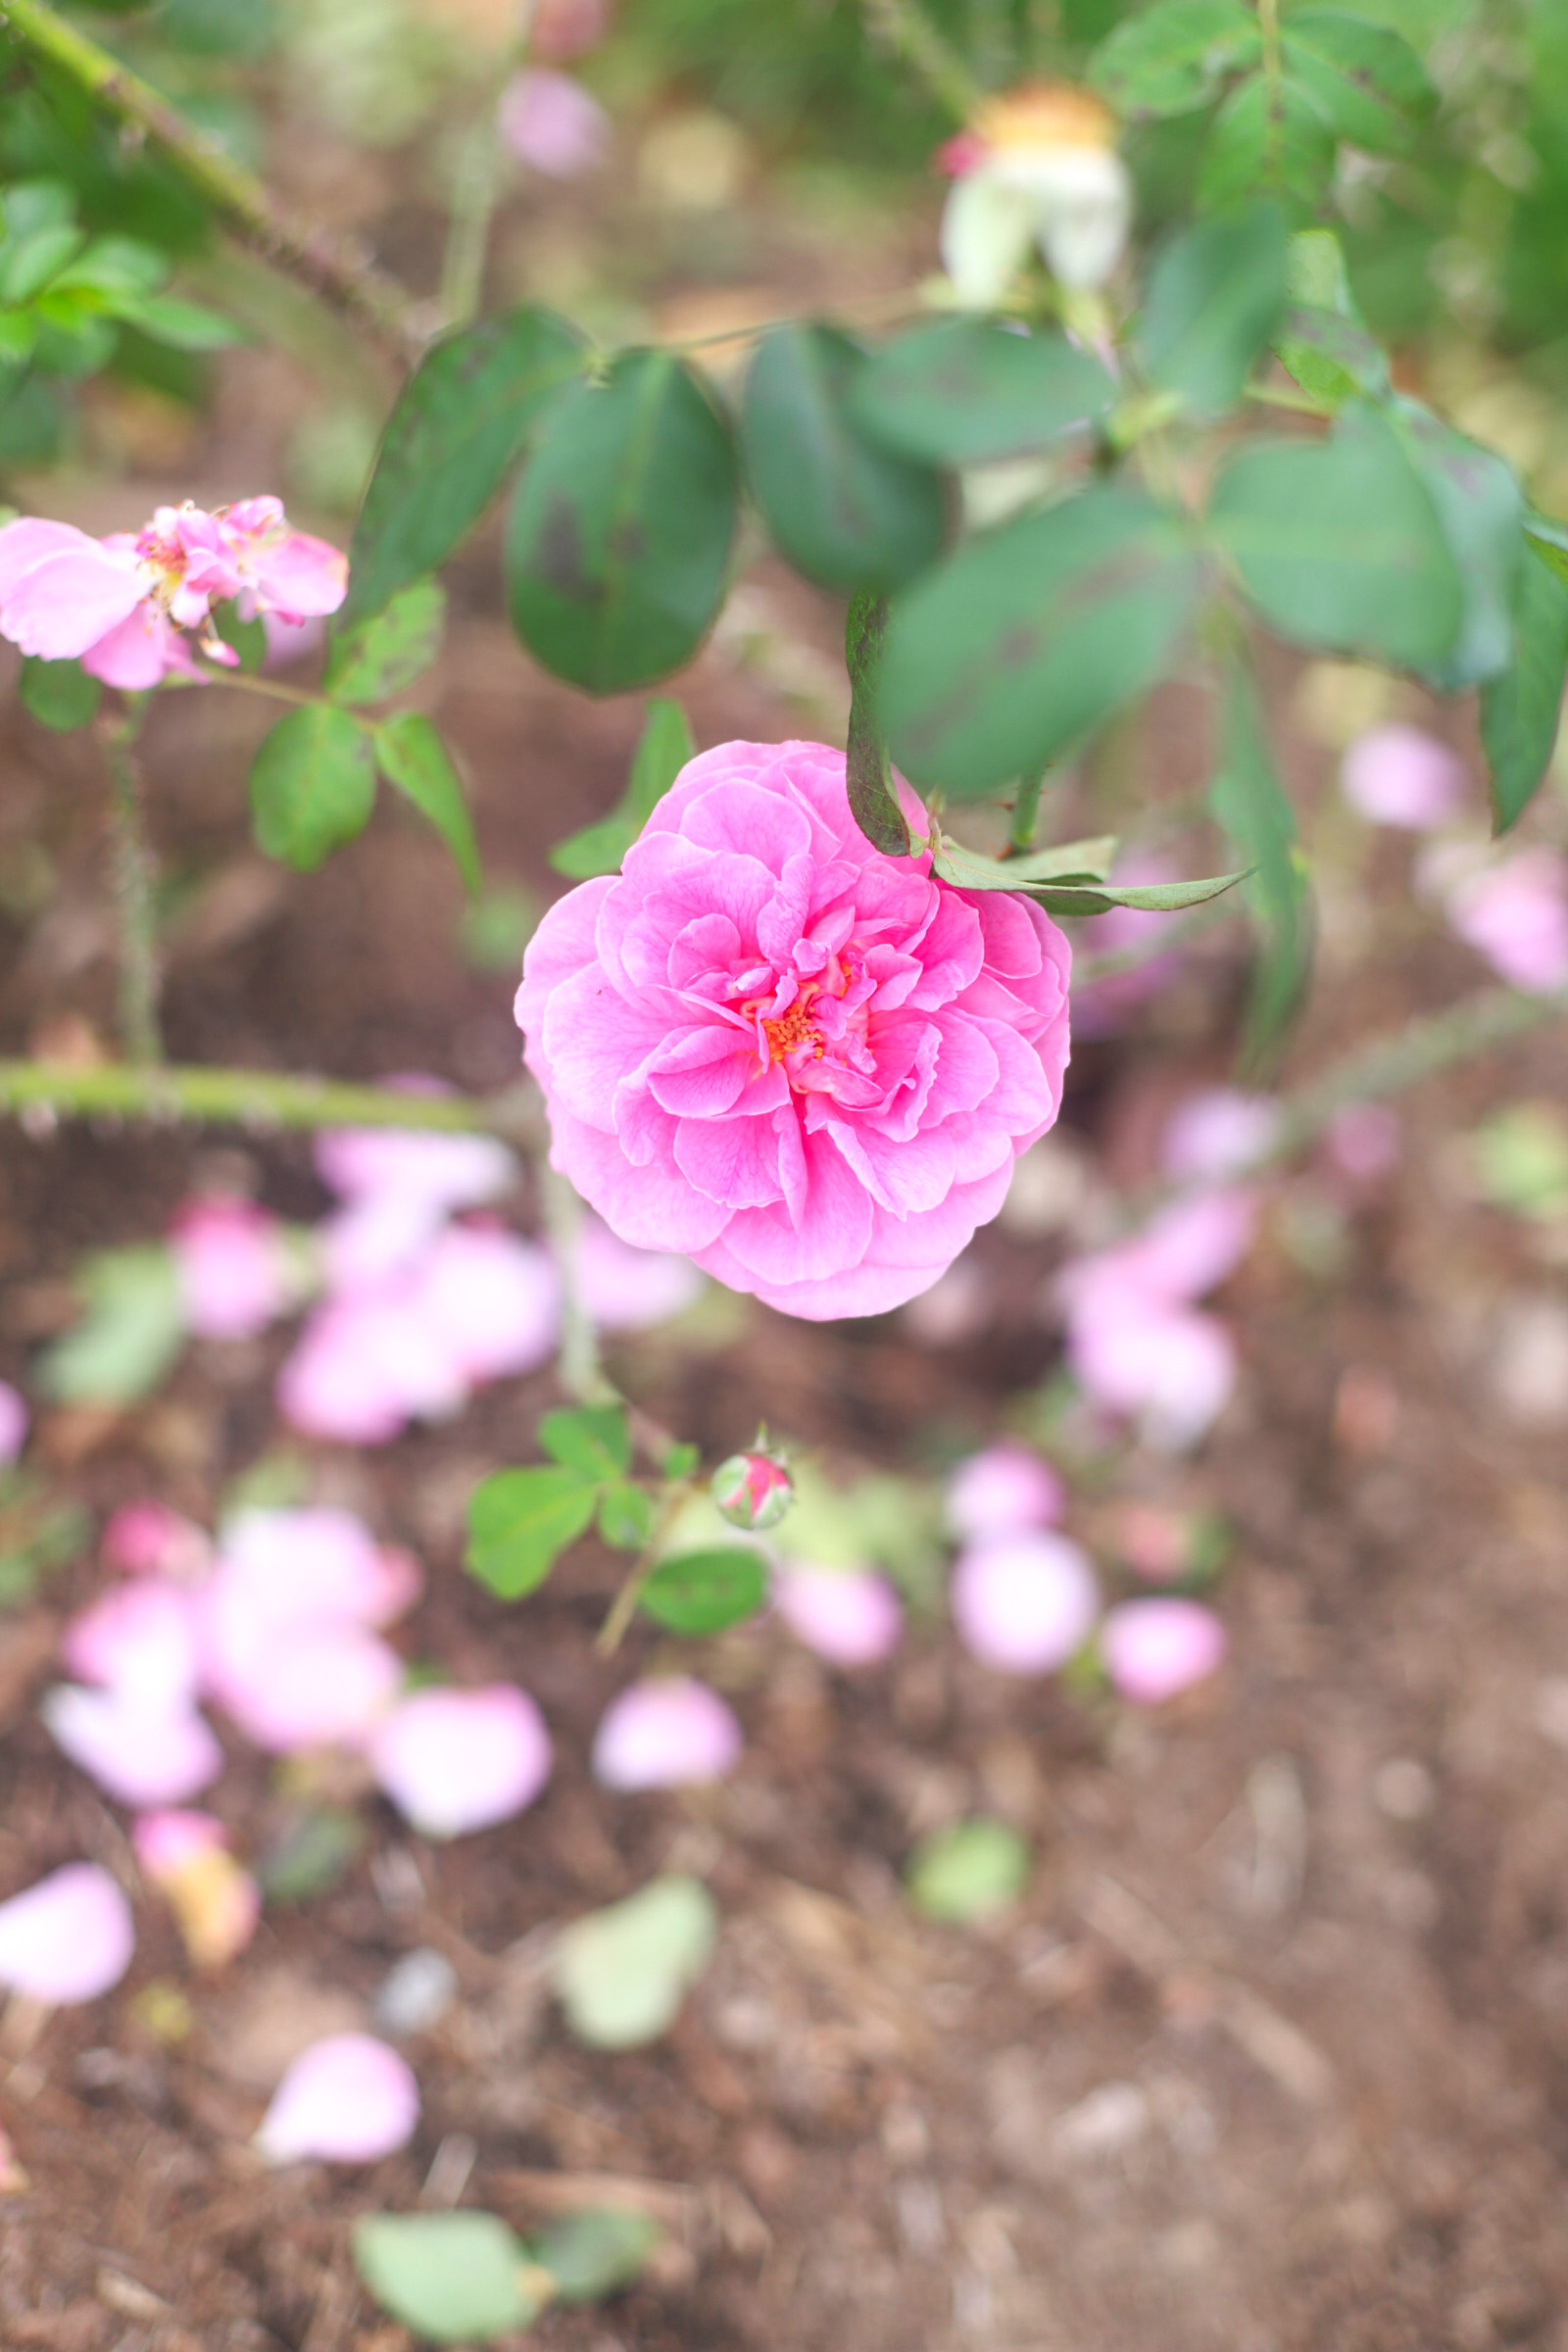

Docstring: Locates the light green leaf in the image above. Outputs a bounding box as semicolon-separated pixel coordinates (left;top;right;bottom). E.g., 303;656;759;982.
116;293;243;349
50;235;168;300
906;1819;1030;1923
353;2213;543;2345
1209;664;1313;1057
928;834;1117;892
533;2208;660;2304
373;712;481;897
0;223;84;305
1281;8;1436;155
845;592;909;855
36;1245;184;1407
249;705;377;870
325;578;447;704
1284;226;1356;315
598;1482;656;1550
638;1546;768;1635
1388;397;1523;690
19;656;100;731
1471;1103;1568;1221
1198;76;1337;213
1272;304;1389;408
466;1464;600;1599
1524;512;1568;590
554;1876;718;2049
1139;200;1290;417
1090;0;1260;117
1480;541;1568;833
538;1403;630;1481
549;696;696;878
850;317;1114;468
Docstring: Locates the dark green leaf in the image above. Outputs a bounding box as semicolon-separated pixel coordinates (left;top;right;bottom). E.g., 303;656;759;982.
1282;9;1436;156
742;323;944;591
845;592;910;854
325;578;447;704
36;1245;183;1407
599;1482;655;1550
881;484;1204;795
466;1464;600;1598
1480;543;1568;833
928;834;1117;892
906;1819;1030;1923
506;349;738;694
1139;200;1290;417
1209;664;1312;1057
1198;77;1336;214
116;294;242;349
1029;868;1248;915
1272;304;1389;408
347;305;589;624
1090;0;1260;117
249;705;377;870
209;598;267;672
353;2213;542;2345
549;696;696;878
538;1403;630;1481
1209;401;1462;669
1388;397;1523;690
373;712;481;896
533;2209;660;2304
638;1545;768;1635
19;656;100;730
850;317;1114;468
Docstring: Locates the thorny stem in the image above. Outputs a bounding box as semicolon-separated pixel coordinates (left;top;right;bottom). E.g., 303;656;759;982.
596;1476;697;1656
0;0;428;366
0;1059;545;1144
101;706;163;1068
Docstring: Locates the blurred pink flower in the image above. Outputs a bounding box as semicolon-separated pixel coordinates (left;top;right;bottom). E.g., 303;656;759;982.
1160;1089;1281;1183
0;1863;134;2005
254;2033;419;2165
498;69;610;177
405;1223;561;1382
773;1565;903;1667
576;1214;703;1329
278;1287;467;1443
1445;849;1568;995
171;1196;296;1341
1341;725;1464;829
951;1529;1099;1674
1068;1296;1236;1452
262;611;326;670
945;1442;1063;1541
41;1683;222;1806
369;1685;553;1838
62;1578;201;1705
592;1677;743;1789
132;1810;259;1970
316;1122;516;1210
102;1501;214;1581
0;1380;27;1466
1101;1596;1226;1702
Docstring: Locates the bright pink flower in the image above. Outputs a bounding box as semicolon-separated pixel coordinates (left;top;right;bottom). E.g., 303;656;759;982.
1445;849;1568;995
575;1213;703;1328
945;1442;1063;1540
1341;725;1464;829
369;1685;553;1838
592;1677;743;1789
132;1810;259;1970
517;741;1071;1320
171;1195;295;1341
0;1863;134;2005
711;1449;794;1532
1101;1596;1226;1702
102;1500;213;1581
254;2033;418;2164
0;1380;26;1466
42;1683;223;1806
773;1565;903;1667
62;1578;201;1704
1160;1090;1280;1183
498;69;610;176
951;1529;1099;1674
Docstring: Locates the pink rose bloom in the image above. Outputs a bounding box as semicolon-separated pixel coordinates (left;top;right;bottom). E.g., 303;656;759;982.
1341;725;1464;829
1446;850;1568;996
517;741;1071;1320
498;69;610;177
315;1122;516;1210
404;1223;562;1383
0;1379;26;1466
170;1196;295;1341
0;1863;134;2005
1101;1596;1226;1703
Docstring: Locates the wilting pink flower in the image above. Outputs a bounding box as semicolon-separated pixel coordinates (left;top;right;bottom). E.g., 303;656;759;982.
0;1863;134;2005
132;1810;259;1970
1101;1597;1226;1702
171;1196;296;1341
1445;849;1568;996
369;1685;553;1838
42;1682;223;1806
951;1529;1099;1673
498;69;610;176
592;1677;743;1789
255;2033;419;2165
945;1443;1063;1541
62;1578;201;1704
518;741;1071;1320
575;1214;703;1329
1341;725;1464;829
0;1380;27;1466
1161;1090;1281;1184
102;1501;214;1581
774;1565;903;1667
711;1449;794;1532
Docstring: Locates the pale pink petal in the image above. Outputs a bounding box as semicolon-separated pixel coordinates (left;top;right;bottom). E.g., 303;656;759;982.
499;73;610;175
79;604;201;689
951;1530;1099;1674
1101;1597;1226;1703
254;2033;418;2164
243;530;349;622
0;519;142;660
0;1863;134;2004
204;1621;402;1753
1160;1090;1281;1183
575;1214;703;1329
318;1191;447;1291
213;1509;418;1628
1446;850;1568;995
773;1566;903;1667
0;1381;27;1466
1341;725;1465;829
1324;1102;1400;1181
62;1580;201;1705
1069;1298;1236;1451
591;1677;743;1789
42;1684;222;1806
262;611;326;669
369;1686;553;1838
405;1223;562;1381
171;1196;294;1341
132;1811;259;1969
945;1444;1063;1540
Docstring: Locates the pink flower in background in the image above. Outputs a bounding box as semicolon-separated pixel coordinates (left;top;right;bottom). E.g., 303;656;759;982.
1445;849;1568;995
1058;1189;1252;1451
62;1578;200;1704
1341;725;1465;829
0;1379;27;1465
518;740;1071;1320
592;1677;743;1789
499;69;610;177
1101;1596;1226;1703
255;2033;419;2165
0;1864;134;2005
576;1214;703;1328
945;1442;1063;1541
404;1224;561;1383
369;1686;553;1838
774;1566;903;1667
316;1122;516;1215
1161;1089;1281;1183
132;1810;259;1970
951;1528;1099;1673
171;1196;297;1341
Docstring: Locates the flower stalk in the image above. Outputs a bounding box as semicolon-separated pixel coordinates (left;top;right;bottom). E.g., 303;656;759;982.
101;709;163;1068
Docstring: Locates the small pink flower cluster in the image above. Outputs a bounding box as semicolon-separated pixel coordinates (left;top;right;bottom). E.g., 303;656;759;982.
0;497;346;690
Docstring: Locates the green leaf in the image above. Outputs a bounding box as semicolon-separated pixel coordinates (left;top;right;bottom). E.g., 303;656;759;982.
1139;200;1290;417
353;2213;543;2345
1281;9;1436;156
852;319;1114;470
325;577;447;704
906;1819;1030;1924
1387;397;1523;690
0;182;74;242
538;1403;630;1481
927;834;1117;892
845;592;910;855
256;1806;367;1903
50;235;168;300
533;2209;660;2304
1284;225;1356;316
599;1481;655;1550
0;223;84;305
249;705;377;870
554;1876;718;2049
19;656;100;730
1209;402;1462;670
1272;305;1389;408
1480;542;1568;833
506;349;738;694
1471;1102;1568;1222
662;1440;701;1479
208;598;267;672
347;305;589;625
880;484;1205;795
1089;0;1260;117
638;1545;768;1635
742;323;945;591
1524;513;1568;591
373;712;481;897
1209;664;1312;1057
1028;869;1249;916
36;1245;184;1407
465;1464;599;1598
115;293;243;349
549;696;696;879
1198;77;1337;214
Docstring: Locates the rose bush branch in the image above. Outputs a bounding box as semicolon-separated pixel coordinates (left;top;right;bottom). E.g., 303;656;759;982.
0;1059;544;1146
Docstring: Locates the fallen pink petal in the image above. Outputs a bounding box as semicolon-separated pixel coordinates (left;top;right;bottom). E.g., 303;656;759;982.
774;1566;903;1667
314;1122;515;1211
575;1214;704;1329
951;1530;1100;1674
0;1863;135;2004
101;1501;214;1581
254;2033;419;2164
1101;1597;1227;1703
0;1379;28;1466
132;1810;260;1970
42;1683;224;1807
369;1685;554;1837
1068;1296;1237;1452
1160;1090;1282;1184
945;1443;1064;1541
170;1195;297;1341
592;1677;744;1789
1444;849;1568;996
406;1223;563;1382
1341;725;1465;830
61;1578;201;1705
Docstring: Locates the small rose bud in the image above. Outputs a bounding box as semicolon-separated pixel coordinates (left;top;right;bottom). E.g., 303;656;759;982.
710;1450;793;1532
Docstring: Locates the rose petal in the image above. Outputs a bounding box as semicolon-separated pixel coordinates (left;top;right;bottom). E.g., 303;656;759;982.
591;1678;743;1789
773;1566;903;1667
945;1444;1063;1541
0;1863;134;2005
369;1686;553;1838
951;1531;1099;1674
42;1684;223;1807
254;2033;419;2164
1101;1597;1226;1703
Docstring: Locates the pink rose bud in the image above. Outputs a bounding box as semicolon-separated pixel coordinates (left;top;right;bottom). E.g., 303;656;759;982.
592;1677;743;1790
773;1565;903;1667
1101;1597;1226;1703
369;1686;553;1838
42;1683;223;1808
945;1443;1063;1541
254;2033;419;2165
102;1501;213;1581
132;1810;260;1971
171;1195;295;1342
0;1863;134;2004
498;69;610;177
710;1449;794;1532
951;1530;1099;1675
0;1380;27;1466
1341;725;1465;829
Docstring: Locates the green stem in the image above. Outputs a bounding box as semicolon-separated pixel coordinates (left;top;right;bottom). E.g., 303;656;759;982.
0;0;426;364
596;1477;695;1656
439;118;507;331
1007;770;1047;857
1244;378;1332;417
0;1058;545;1143
101;708;163;1067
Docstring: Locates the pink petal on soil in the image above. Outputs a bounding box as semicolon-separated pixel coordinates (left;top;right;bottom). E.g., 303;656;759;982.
951;1530;1100;1675
369;1685;553;1838
773;1566;903;1667
1160;1090;1281;1184
42;1683;223;1807
314;1123;515;1211
1069;1297;1236;1452
102;1501;215;1582
0;1380;27;1465
406;1223;563;1381
170;1196;294;1341
592;1677;743;1789
945;1443;1064;1541
0;1863;134;2005
1101;1596;1226;1703
1324;1102;1400;1182
254;2033;419;2164
132;1810;260;1970
62;1579;201;1705
1341;725;1465;830
1446;850;1568;995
